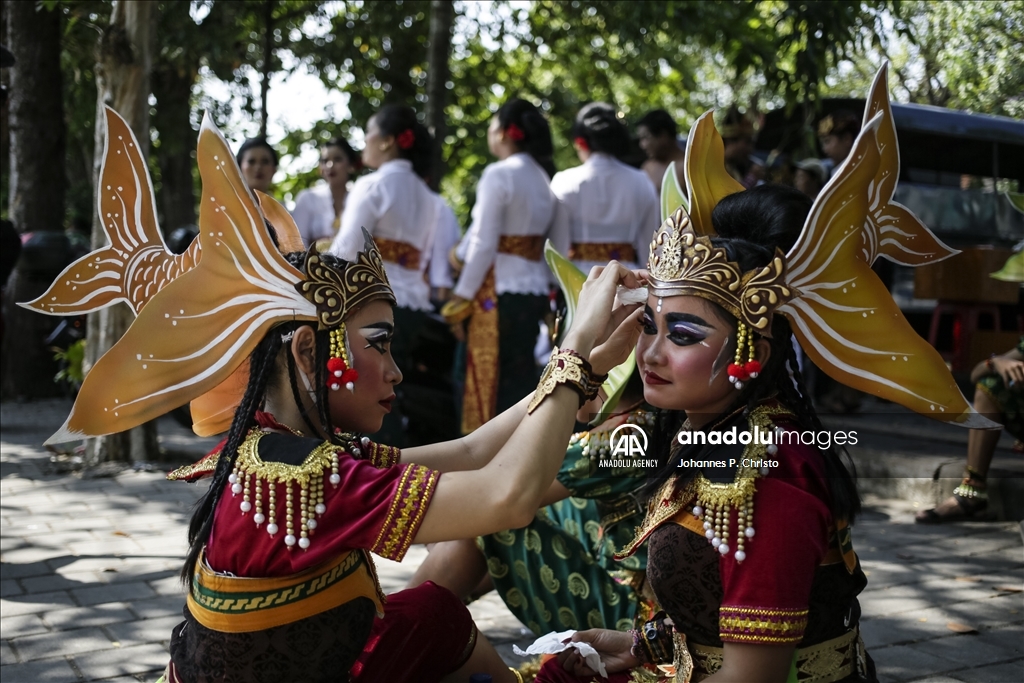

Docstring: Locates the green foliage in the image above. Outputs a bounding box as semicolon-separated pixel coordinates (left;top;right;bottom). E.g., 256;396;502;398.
51;0;1015;236
53;339;86;388
822;0;1024;118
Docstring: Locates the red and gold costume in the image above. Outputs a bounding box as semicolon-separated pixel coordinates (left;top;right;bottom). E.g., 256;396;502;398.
162;412;477;682
536;63;989;683
26;108;482;682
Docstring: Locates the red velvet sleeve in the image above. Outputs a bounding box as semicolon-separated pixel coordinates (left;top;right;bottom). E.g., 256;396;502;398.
717;442;832;645
206;454;439;577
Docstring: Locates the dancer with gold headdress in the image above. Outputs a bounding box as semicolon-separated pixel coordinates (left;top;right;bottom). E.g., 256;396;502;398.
25;106;643;683
535;64;991;683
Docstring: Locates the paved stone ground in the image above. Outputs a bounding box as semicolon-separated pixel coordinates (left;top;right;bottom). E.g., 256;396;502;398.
2;400;1022;682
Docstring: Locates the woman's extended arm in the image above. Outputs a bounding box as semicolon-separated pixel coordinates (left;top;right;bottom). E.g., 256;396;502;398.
412;264;642;543
969;345;1024;385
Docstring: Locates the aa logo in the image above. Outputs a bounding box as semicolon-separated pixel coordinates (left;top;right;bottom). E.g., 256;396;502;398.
610;423;648;458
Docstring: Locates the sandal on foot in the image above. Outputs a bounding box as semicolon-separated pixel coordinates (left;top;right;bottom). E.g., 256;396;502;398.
915;494;987;524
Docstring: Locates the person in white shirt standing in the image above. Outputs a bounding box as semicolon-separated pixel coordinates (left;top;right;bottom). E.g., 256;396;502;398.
291;136;359;250
329;105;439;447
444;98;567;435
551;102;659;273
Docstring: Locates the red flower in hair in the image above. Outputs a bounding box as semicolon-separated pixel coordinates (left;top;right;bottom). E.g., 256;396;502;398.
396;129;415;150
574;136;589;151
506;123;526;142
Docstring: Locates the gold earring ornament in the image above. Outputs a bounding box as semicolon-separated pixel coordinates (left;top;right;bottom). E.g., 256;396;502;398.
727;321;760;390
326;324;358;392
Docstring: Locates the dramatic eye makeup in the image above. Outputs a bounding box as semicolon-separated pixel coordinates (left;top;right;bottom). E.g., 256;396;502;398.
359;322;394;355
643;305;715;346
642;306;658;335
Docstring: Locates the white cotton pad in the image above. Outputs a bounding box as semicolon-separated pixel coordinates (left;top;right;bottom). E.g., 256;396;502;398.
616;286;648;306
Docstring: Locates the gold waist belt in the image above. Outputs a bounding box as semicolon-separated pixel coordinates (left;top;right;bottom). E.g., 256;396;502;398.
187;549;385;633
375;237;422;270
498;235;544;261
680;626;863;682
569;242;636;263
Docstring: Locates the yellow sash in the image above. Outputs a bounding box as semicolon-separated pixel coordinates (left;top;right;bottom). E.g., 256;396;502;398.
187;548;385;633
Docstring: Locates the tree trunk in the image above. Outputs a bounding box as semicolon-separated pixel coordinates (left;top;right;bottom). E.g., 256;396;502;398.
1;0;67;400
85;0;158;464
424;0;454;191
152;60;197;232
260;0;274;138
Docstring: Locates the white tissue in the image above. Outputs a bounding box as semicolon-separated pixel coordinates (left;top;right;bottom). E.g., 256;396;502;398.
512;630;609;678
616;285;648;306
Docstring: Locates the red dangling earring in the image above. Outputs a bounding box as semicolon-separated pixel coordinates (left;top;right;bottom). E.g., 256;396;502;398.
327;324;358;392
727;321;761;390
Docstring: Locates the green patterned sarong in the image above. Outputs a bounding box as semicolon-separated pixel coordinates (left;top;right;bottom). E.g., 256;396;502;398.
477;412;652;635
976;337;1024;442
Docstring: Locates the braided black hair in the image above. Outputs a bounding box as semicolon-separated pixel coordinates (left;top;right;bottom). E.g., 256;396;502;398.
180;251;351;582
642;184;861;523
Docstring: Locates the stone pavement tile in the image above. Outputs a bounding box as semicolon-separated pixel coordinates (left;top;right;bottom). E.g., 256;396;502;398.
104;615;180;647
126;595;185;620
9;626;114;662
0;591;76;617
903;677;967;683
43;518;115;533
909;631;1021;668
71;581;157;607
946;593;1019;630
146;575;183;597
862;607;971;648
65;539;143;558
0;656;79;682
41;604;137;631
1;546;76;565
961;659;1024;683
870;643;958;682
71;641;167;682
976;623;1024;654
20;573;93;595
1;641;17;665
1;613;50;637
1;579;23;597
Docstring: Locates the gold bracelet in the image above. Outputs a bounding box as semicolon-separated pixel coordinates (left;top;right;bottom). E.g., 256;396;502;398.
528;347;600;413
508;667;524;683
441;298;473;325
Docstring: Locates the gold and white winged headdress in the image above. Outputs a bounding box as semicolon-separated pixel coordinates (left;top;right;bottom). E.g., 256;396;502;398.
25;109;393;444
653;64;992;427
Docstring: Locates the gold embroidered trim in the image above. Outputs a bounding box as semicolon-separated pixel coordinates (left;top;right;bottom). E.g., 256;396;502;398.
228;430;344;550
365;441;401;468
371;464;440;560
167;451;221;481
687;627;860;682
719;605;808;644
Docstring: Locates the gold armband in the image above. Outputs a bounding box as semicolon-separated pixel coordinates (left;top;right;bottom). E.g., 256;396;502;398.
441;298;473;325
527;347;607;413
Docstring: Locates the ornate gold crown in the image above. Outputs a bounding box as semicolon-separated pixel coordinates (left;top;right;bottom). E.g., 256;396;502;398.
296;229;395;330
647;208;793;334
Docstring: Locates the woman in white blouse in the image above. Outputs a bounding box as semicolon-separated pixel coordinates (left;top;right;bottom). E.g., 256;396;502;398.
291;136;359;250
551;102;659;273
445;98;567;435
329;105;441;447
